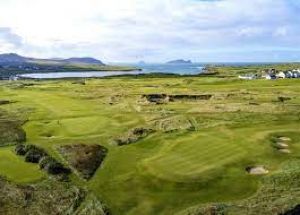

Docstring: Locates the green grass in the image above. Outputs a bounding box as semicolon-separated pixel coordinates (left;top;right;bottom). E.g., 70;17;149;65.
0;147;45;183
0;74;299;214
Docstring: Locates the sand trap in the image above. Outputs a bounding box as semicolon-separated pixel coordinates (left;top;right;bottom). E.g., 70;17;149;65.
246;166;269;175
275;142;289;149
279;149;291;154
278;137;292;142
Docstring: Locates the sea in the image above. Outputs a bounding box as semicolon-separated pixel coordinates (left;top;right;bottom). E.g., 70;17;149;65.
16;62;276;79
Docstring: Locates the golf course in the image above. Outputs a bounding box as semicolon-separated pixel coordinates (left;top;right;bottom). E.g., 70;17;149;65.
0;67;300;215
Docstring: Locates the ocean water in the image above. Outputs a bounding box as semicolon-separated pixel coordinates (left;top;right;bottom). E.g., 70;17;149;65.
17;63;204;79
132;63;204;75
16;62;277;79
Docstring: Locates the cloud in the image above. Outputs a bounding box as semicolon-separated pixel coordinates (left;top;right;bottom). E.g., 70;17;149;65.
0;27;24;52
0;0;299;62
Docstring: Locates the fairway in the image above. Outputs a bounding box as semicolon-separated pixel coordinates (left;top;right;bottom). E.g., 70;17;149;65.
0;76;299;215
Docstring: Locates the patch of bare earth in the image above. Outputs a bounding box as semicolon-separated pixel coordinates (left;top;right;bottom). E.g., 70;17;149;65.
114;127;154;146
59;144;107;180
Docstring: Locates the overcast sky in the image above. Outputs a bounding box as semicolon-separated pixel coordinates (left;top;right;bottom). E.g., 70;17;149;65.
0;0;300;62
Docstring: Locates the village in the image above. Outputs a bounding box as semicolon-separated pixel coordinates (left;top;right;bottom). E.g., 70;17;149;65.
239;68;300;80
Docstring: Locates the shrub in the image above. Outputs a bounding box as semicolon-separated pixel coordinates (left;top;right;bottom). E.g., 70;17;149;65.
39;156;71;175
15;144;26;155
278;96;291;103
24;147;46;163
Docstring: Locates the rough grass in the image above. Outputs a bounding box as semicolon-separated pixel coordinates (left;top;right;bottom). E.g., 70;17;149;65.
0;75;299;214
0;177;85;215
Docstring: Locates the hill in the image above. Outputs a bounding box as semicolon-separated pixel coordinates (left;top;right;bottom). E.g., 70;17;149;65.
0;53;104;65
62;57;104;64
0;53;27;63
0;53;139;78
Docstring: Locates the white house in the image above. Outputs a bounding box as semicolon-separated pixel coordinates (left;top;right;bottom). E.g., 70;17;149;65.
276;71;286;79
277;71;293;79
265;74;276;80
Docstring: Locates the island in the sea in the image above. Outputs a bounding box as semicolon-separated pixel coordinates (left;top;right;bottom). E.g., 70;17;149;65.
166;59;192;64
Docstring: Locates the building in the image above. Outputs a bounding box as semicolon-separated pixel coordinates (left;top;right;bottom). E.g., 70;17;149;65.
292;70;300;78
265;74;276;80
276;71;293;79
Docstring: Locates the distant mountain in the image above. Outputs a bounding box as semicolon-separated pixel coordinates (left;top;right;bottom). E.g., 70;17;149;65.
0;53;104;65
0;53;27;63
167;59;192;64
0;53;139;77
62;57;104;65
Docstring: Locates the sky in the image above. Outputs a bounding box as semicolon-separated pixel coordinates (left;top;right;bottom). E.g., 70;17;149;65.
0;0;300;63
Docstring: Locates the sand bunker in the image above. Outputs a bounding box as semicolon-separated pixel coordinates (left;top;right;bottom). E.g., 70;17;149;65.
279;149;291;154
271;136;292;154
272;136;292;154
278;137;292;142
275;142;289;149
246;166;269;175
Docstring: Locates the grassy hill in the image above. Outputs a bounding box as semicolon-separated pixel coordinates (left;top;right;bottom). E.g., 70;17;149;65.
0;53;140;78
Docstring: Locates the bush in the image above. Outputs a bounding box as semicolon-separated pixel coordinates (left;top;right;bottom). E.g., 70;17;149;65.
16;144;71;175
39;156;70;175
15;144;26;155
278;96;291;103
24;147;46;163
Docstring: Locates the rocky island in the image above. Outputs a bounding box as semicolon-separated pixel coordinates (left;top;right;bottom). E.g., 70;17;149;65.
166;59;192;64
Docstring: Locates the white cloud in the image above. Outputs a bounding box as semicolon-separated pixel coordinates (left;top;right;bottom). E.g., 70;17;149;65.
273;27;288;37
0;0;299;62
